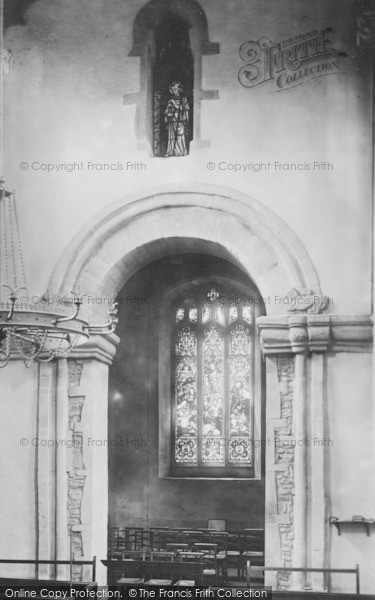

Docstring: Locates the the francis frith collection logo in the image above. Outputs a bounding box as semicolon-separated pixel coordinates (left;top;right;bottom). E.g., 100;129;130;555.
238;28;345;92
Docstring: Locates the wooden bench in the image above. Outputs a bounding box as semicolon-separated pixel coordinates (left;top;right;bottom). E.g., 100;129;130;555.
102;558;205;586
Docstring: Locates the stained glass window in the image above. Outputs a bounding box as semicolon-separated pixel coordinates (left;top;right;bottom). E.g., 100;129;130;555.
173;287;255;475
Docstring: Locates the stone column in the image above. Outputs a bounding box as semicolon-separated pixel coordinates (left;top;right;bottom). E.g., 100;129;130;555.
36;362;57;579
258;312;373;592
264;355;295;590
310;352;327;591
66;334;118;585
259;311;333;592
55;358;70;580
291;352;308;590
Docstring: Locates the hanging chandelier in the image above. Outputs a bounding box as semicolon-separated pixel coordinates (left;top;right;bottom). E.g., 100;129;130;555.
0;179;118;368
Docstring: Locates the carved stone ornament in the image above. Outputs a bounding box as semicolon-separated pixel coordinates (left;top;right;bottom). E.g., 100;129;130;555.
284;288;330;314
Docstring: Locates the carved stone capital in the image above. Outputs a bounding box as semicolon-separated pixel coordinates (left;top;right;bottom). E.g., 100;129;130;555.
257;315;373;355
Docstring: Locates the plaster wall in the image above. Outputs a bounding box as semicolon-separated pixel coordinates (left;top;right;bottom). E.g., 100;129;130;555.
2;0;372;315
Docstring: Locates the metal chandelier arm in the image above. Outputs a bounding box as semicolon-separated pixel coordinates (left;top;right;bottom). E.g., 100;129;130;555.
0;181;119;368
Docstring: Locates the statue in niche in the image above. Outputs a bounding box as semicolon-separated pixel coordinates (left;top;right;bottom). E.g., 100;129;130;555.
164;82;190;157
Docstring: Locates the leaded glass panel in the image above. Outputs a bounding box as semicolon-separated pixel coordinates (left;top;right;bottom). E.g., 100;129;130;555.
202;303;211;324
202;325;225;464
189;307;198;323
176;307;184;322
242;306;252;324
229;306;238;323
175;326;198;464
229;324;252;464
215;306;225;325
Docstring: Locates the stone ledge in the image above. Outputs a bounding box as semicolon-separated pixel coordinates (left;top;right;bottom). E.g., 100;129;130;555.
258;315;373;355
68;333;119;365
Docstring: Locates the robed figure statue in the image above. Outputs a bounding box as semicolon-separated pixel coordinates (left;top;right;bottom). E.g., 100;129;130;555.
164;81;190;157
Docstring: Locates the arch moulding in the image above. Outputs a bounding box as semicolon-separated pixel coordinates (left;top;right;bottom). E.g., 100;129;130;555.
47;183;321;319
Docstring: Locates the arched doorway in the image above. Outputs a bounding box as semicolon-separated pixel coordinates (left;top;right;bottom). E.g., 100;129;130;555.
46;184;326;587
108;252;266;542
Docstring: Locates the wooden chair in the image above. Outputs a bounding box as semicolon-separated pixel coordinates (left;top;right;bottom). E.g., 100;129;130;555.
108;528;127;555
132;527;146;550
165;543;190;553
240;529;264;552
175;561;205;586
158;529;179;551
205;534;229;579
108;527;120;557
207;531;229;549
116;561;145;586
150;551;175;562
122;549;149;561
149;527;170;551
176;551;205;562
182;530;203;547
239;529;264;578
240;550;264;579
193;543;219;585
113;527;138;552
221;532;242;580
143;561;177;586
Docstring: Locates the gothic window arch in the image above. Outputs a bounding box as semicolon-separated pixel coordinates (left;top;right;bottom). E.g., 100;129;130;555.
159;280;264;479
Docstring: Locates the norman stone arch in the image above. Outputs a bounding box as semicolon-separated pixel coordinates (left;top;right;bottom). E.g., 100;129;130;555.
44;184;333;588
48;183;321;311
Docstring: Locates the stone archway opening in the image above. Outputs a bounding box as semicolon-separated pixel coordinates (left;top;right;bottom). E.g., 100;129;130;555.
45;184;325;587
107;250;267;552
